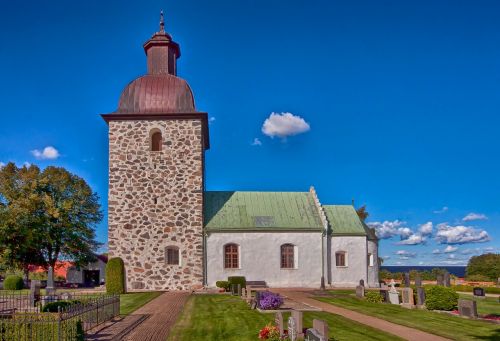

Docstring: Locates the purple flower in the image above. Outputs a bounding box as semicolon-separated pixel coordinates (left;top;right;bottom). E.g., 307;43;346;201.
259;291;284;310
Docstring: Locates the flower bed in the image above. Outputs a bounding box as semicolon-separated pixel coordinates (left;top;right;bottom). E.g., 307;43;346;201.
258;292;284;310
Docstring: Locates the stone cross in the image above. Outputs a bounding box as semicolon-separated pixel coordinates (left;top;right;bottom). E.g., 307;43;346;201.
458;299;478;318
46;266;55;295
389;279;397;293
291;310;304;338
275;312;284;336
404;272;410;287
312;319;329;340
444;272;451;287
288;316;297;341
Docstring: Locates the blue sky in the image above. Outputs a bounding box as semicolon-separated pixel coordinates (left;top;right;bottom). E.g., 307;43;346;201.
1;0;499;266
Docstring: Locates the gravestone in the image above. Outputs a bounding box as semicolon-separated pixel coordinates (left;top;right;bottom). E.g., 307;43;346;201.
355;285;365;298
436;274;444;286
288;316;297;341
46;266;56;295
379;289;388;303
291;310;304;338
275;312;284;336
401;287;415;308
473;287;485;297
416;287;425;307
359;279;365;287
312;319;329;340
415;274;422;288
29;280;41;306
444;272;451;287
388;279;400;304
458;299;478;318
404;272;410;287
305;328;325;341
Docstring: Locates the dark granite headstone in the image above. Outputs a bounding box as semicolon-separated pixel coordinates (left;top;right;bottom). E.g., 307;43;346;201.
415;274;422;288
458;299;478;318
379;289;388;303
444;272;451;287
473;287;485;297
416;287;425;306
404;272;410;287
359;279;365;287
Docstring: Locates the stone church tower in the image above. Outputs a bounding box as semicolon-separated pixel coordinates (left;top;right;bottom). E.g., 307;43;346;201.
102;13;209;291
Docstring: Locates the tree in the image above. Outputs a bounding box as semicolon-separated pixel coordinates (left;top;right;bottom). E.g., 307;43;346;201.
0;163;102;273
356;205;369;222
466;253;500;281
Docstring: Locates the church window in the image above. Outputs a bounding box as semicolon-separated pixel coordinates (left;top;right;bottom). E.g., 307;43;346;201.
280;244;295;269
224;244;239;269
166;246;180;265
151;131;162;151
368;253;374;267
335;251;347;267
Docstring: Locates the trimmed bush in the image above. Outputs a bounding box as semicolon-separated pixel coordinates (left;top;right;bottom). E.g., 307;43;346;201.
425;286;458;311
365;291;383;303
42;300;81;312
216;281;230;291
4;275;24;290
106;257;126;294
227;276;246;289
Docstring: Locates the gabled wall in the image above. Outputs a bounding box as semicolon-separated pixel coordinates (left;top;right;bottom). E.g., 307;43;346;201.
330;236;367;287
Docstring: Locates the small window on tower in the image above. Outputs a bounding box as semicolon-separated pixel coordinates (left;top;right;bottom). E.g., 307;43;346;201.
166;246;180;265
151;131;162;151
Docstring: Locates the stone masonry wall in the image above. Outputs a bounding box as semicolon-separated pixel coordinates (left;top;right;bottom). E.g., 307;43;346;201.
107;119;204;291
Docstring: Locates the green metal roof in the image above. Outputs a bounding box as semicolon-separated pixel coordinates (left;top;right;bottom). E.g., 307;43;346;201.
323;205;367;236
204;191;323;231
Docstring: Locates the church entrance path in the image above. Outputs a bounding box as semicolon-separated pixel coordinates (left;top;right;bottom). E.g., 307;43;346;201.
274;289;451;341
87;291;190;341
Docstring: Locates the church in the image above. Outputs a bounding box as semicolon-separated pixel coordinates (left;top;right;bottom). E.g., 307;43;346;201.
102;14;379;291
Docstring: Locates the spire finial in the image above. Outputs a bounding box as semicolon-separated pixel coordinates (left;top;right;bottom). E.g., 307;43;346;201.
159;10;165;33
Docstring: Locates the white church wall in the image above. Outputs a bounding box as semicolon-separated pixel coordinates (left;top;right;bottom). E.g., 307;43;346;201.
367;240;379;287
330;236;367;287
206;232;323;288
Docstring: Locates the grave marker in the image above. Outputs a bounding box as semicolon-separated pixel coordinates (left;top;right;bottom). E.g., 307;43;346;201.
305;328;325;341
401;287;415;308
46;266;56;296
288;316;297;341
416;287;425;307
415;274;422;288
458;299;478;318
312;319;329;340
404;272;410;287
275;312;284;336
444;272;451;287
388;279;399;304
473;287;485;297
436;274;444;286
359;279;365;287
29;280;41;306
355;285;365;298
291;310;304;338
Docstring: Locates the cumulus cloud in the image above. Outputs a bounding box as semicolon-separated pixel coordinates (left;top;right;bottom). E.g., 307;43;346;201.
261;112;310;138
460;248;476;255
432;249;442;254
209;117;216;124
397;234;426;245
368;220;413;239
443;245;458;253
435;223;490;244
462;213;488;222
433;206;449;214
31;146;60;160
418;222;433;236
395;250;417;258
0;162;4;168
251;138;262;146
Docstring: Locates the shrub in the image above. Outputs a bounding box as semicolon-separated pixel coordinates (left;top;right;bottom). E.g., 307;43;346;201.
365;291;383;303
42;300;81;312
106;257;126;294
216;281;230;291
465;274;490;282
4;275;24;290
258;291;283;310
425;286;458;311
227;276;246;289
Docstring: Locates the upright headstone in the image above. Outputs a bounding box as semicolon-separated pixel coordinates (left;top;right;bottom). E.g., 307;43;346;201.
458;299;478;318
355;285;365;298
359;279;365;287
444;272;451;287
288;316;297;341
401;287;415;308
46;266;56;295
436;274;444;286
388;279;400;304
275;312;284;337
416;287;425;307
241;288;247;298
404;273;410;287
379;289;389;303
29;280;41;306
291;310;304;338
415;274;422;288
312;319;329;341
473;287;485;297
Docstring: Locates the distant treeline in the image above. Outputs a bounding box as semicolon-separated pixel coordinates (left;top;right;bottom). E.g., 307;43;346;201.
380;268;451;281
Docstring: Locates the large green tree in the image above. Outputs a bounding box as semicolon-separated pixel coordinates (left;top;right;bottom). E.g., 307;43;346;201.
0;163;102;274
466;253;500;281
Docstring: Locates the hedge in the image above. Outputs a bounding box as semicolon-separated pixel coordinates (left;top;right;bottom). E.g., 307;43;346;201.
42;300;81;312
425;286;458;311
365;291;383;303
4;275;24;290
216;281;230;291
227;276;246;289
106;257;126;294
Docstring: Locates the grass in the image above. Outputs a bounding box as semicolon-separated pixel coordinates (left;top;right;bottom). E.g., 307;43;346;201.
458;294;500;316
120;291;162;315
316;291;500;341
167;294;404;341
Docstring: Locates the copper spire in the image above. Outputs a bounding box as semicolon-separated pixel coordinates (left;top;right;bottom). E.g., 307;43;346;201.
159;10;165;33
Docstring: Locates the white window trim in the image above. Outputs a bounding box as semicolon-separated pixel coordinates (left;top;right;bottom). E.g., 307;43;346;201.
368;253;374;267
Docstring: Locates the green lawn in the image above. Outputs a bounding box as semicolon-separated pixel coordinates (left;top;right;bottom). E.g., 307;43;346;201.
458;294;500;316
316;291;500;341
120;291;162;315
167;294;404;341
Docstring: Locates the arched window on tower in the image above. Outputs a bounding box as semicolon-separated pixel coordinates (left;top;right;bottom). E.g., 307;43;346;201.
280;244;296;269
165;246;180;265
151;131;162;151
224;243;239;269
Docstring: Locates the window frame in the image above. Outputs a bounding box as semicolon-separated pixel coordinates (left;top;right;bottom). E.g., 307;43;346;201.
335;251;347;267
368;253;374;267
165;246;180;266
224;243;239;269
280;243;296;269
150;129;163;152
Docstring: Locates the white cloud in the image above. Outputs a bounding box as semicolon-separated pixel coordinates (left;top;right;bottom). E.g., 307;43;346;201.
209;117;216;124
418;261;424;265
447;254;457;259
368;220;412;239
462;212;488;222
261;112;310;138
397;234;426;245
418;222;433;236
460;248;476;255
432;249;442;254
444;245;458;253
433;206;449;214
483;246;495;252
0;162;4;168
251;138;262;146
31;146;60;160
23;162;31;168
395;250;417;258
435;223;490;244
381;255;391;260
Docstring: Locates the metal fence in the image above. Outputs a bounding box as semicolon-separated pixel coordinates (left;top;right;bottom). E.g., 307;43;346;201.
0;293;120;340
